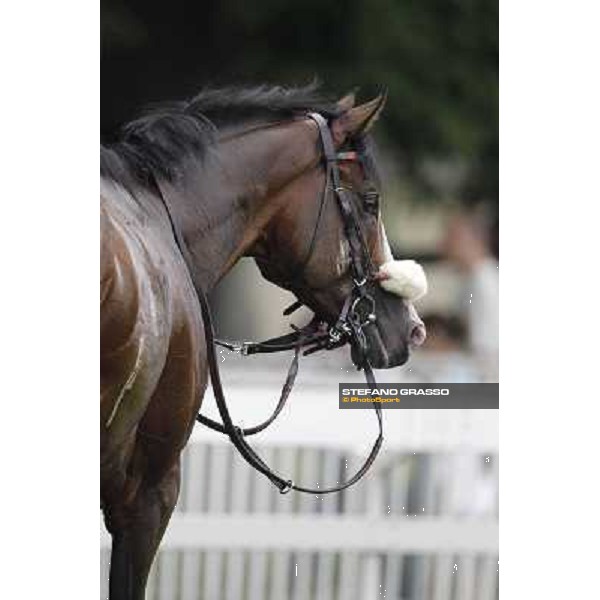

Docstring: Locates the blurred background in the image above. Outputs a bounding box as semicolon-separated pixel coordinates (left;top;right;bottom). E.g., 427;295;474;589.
101;1;498;598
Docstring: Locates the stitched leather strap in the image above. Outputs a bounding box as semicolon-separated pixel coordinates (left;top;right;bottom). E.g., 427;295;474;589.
154;112;384;495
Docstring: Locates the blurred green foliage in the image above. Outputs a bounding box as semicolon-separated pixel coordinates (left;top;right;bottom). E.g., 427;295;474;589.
102;0;497;208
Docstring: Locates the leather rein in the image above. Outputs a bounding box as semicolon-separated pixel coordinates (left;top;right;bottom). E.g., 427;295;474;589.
157;112;384;494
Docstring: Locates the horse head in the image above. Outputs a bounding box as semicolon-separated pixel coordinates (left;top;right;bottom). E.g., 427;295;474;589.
250;93;427;368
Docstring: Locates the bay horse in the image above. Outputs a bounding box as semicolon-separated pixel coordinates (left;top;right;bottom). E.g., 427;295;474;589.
100;84;426;599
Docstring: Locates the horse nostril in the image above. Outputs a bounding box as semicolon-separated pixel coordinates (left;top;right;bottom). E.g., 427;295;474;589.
410;323;427;347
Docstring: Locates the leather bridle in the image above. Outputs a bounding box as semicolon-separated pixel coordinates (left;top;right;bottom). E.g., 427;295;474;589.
157;112;385;495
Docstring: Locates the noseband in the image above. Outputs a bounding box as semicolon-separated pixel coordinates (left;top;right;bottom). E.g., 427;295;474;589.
157;112;384;495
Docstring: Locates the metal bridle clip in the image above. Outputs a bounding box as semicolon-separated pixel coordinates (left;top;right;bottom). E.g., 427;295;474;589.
231;342;251;356
279;480;294;494
350;294;377;327
329;328;343;344
329;322;351;344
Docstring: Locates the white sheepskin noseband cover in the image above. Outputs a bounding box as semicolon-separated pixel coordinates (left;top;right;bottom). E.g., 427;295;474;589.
378;260;428;301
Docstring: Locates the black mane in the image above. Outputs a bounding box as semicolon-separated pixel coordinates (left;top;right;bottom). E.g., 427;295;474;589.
101;83;341;188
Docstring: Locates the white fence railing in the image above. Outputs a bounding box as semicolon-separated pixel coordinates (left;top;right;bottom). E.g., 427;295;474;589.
101;446;498;599
101;357;498;600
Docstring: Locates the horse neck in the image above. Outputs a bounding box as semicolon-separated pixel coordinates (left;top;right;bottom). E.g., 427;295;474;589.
157;119;319;291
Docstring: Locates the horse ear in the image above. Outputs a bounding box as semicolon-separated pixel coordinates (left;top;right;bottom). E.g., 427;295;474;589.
336;91;357;113
331;92;387;146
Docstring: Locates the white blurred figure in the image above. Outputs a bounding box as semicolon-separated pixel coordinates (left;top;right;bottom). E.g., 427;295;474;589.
442;210;499;381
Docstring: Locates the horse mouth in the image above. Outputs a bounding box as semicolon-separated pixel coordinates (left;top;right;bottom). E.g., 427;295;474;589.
350;331;410;369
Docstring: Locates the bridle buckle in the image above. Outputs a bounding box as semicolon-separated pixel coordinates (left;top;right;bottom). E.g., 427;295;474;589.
279;480;294;494
328;322;351;344
231;341;251;356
